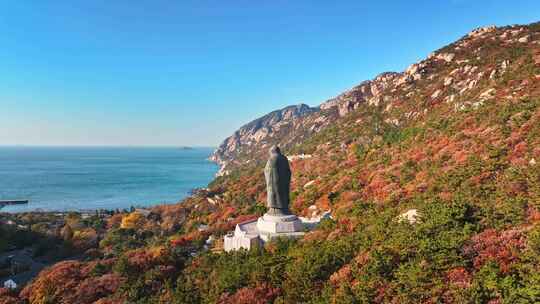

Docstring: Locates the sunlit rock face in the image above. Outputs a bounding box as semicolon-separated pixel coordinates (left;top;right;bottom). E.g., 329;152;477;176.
210;104;322;175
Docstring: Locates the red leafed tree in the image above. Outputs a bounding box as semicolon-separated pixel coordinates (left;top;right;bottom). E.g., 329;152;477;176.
463;229;526;273
509;141;528;165
446;267;472;288
20;260;84;303
20;260;123;304
64;274;125;304
0;288;22;304
218;284;280;304
93;298;125;304
329;264;352;287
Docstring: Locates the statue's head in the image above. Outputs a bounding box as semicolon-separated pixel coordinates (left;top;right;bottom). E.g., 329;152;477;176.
269;145;281;156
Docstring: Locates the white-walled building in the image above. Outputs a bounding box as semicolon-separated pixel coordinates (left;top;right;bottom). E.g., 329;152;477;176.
223;211;331;252
4;279;17;289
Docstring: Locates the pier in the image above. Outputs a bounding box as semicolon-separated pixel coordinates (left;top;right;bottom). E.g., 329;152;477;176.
0;200;29;208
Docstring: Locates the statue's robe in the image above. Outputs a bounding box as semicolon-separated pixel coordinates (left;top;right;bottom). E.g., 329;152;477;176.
264;151;291;215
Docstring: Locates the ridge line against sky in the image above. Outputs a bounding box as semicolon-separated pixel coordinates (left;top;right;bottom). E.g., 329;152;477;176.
0;1;538;147
0;145;216;148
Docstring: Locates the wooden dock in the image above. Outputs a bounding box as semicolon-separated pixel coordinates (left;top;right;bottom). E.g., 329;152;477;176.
0;200;29;207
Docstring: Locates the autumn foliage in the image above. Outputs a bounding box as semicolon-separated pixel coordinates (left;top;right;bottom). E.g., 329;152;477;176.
2;21;540;304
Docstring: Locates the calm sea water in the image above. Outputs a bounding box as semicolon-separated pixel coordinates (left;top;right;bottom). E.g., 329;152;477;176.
0;147;218;212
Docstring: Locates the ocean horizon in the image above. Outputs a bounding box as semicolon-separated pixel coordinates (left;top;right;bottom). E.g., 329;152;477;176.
0;146;218;213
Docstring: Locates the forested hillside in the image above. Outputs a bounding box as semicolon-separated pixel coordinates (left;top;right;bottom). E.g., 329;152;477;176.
2;21;540;304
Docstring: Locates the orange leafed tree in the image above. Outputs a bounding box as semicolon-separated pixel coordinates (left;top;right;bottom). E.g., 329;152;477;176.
120;212;145;230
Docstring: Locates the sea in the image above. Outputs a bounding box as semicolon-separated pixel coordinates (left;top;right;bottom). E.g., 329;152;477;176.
0;146;218;213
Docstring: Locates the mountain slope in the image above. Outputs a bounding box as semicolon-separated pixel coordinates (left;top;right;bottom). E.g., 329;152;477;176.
212;24;540;175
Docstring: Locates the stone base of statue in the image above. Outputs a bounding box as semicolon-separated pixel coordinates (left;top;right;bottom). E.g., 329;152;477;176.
256;213;304;234
257;213;305;242
223;213;306;252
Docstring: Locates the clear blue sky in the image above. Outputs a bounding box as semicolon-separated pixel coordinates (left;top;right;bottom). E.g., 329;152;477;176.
0;1;538;146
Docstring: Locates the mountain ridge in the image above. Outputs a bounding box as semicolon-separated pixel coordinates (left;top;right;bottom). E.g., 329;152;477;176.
210;25;510;174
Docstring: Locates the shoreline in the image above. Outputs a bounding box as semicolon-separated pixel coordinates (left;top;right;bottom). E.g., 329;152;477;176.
0;200;182;215
0;147;219;215
1;187;212;215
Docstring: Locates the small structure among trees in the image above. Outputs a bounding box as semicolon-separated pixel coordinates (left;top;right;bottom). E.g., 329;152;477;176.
3;279;17;290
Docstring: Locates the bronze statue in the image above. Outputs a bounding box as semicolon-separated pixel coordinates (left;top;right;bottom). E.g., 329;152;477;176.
264;146;291;216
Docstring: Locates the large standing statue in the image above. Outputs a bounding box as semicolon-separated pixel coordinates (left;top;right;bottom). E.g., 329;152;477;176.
264;146;291;216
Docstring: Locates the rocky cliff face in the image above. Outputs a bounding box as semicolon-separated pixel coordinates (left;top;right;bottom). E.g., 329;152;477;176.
210;104;321;175
320;72;402;116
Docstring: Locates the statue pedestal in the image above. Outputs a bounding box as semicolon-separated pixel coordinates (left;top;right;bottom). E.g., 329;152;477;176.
256;213;304;234
223;214;306;252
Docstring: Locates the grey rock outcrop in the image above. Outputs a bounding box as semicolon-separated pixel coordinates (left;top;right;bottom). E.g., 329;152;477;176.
320;72;401;116
210;104;320;174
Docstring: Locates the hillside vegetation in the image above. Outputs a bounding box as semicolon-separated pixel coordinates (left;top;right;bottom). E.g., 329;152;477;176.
2;21;540;304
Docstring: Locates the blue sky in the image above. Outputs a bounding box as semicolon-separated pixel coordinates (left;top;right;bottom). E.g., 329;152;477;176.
0;1;538;146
